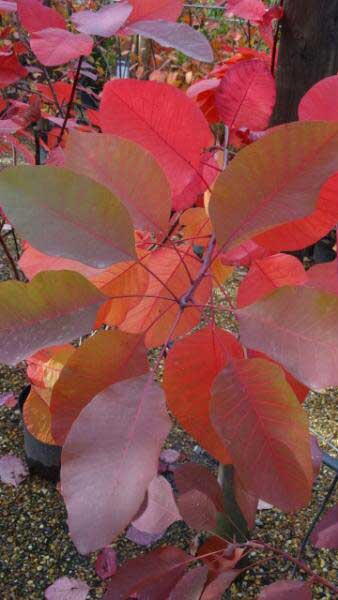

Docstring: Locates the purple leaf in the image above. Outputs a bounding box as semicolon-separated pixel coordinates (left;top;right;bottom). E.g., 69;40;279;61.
0;392;17;408
95;547;117;580
72;2;132;37
310;435;323;481
132;475;182;534
310;504;338;549
61;375;171;554
125;525;163;546
169;565;208;599
44;577;89;600
258;579;312;599
200;570;241;599
0;454;28;487
160;449;180;464
128;20;213;63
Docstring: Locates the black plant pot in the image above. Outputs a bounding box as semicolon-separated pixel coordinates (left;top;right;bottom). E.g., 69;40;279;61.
19;385;62;482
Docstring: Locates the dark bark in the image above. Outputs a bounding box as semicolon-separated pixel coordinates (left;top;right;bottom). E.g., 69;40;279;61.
272;0;338;125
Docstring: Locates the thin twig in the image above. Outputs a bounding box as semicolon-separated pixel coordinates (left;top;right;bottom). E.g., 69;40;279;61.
57;56;83;145
0;231;21;280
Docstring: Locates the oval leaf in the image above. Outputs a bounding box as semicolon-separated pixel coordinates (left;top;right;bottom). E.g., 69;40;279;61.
17;0;66;33
0;271;105;366
72;2;132;37
215;60;275;130
51;329;148;445
0;454;28;486
211;358;313;511
65;131;171;233
128;20;213;63
61;375;171;554
299;74;338;122
163;325;243;463
209;121;338;251
258;580;312;599
310;504;338;549
99;80;213;197
30;28;93;67
132;475;182;534
237;286;338;389
0;166;136;268
44;577;89;600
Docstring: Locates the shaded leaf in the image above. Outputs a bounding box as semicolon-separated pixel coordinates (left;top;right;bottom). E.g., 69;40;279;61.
99;80;212;197
17;0;66;33
44;577;89;600
305;260;338;296
299;75;338;122
237;254;307;308
226;0;266;21
175;463;223;531
200;570;241;599
234;475;258;529
125;0;183;26
61;375;171;553
254;172;338;252
51;330;148;445
169;565;208;599
215;60;275;131
95;547;117;580
65;131;171;233
0;166;136;268
211;358;313;511
103;546;189;600
164;325;242;462
0;271;105;366
237;286;338;389
0;454;28;486
0;1;17;13
0;392;17;408
132;475;182;534
258;579;312;599
209;122;338;251
310;435;323;481
72;2;132;37
310;504;338;549
125;525;162;546
23;387;55;445
31;28;93;67
120;247;211;348
0;53;27;89
129;20;213;63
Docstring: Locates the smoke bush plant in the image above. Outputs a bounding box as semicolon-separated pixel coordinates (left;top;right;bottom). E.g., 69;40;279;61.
0;0;337;597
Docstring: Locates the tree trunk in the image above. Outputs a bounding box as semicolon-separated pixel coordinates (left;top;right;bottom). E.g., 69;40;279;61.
271;0;338;125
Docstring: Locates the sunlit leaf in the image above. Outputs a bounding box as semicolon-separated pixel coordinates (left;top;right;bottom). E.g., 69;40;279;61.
299;74;338;121
72;2;132;37
30;28;93;67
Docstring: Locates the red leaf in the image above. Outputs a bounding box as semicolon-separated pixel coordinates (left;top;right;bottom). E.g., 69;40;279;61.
163;325;242;462
61;375;171;553
237;286;338;389
37;81;73;106
215;60;275;131
51;330;148;445
175;463;224;531
221;240;271;267
258;580;312;599
44;577;89;600
0;454;28;486
120;247;211;348
26;345;74;389
17;0;66;33
254;172;338;252
299;74;338;122
19;243;105;281
209;122;338;252
305;259;338;296
128;20;213;63
0;53;27;89
246;350;309;405
187;78;220;124
211;358;313;512
169;565;208;599
226;0;266;22
0;392;17;408
200;570;241;599
234;475;258;529
132;475;181;534
125;0;183;27
99;80;212;198
95;547;117;580
237;254;307;308
104;547;189;600
65;131;171;233
30;28;93;67
0;118;21;134
310;504;338;549
72;2;132;38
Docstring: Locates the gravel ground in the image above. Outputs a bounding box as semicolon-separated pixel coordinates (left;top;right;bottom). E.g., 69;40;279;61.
0;241;337;599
